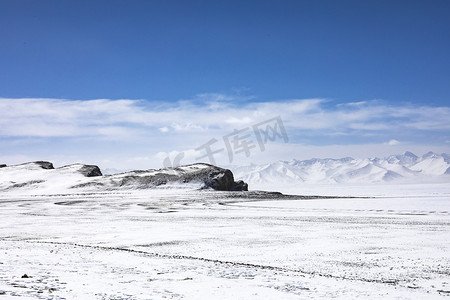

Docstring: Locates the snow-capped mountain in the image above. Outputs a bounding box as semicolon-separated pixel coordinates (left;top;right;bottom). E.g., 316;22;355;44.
231;151;450;185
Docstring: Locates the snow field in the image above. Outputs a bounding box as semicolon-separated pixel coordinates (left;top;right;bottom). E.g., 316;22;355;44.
0;185;449;299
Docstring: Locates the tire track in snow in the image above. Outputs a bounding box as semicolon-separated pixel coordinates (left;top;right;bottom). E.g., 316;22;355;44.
13;239;405;286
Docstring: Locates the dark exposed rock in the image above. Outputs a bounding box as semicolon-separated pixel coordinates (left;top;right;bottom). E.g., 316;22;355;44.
70;181;105;189
202;167;248;191
9;180;44;189
181;164;247;191
78;165;102;177
0;164;6;168
203;168;235;191
112;174;178;188
104;164;249;191
232;180;248;191
34;161;54;169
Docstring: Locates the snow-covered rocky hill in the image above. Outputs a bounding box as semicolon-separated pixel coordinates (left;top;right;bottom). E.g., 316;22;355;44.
231;151;450;185
0;162;248;194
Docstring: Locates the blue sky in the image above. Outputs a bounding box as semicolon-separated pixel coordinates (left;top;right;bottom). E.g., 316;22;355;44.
1;0;449;169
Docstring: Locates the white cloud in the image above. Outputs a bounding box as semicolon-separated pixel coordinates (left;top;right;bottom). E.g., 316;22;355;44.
192;92;254;102
1;95;450;169
1;96;450;140
225;117;253;125
387;139;401;146
170;122;206;132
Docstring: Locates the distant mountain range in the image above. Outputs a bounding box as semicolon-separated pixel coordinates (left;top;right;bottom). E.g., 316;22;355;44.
231;151;450;185
2;152;448;195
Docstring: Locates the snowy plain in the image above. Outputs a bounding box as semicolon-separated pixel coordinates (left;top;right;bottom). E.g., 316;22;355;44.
0;181;449;299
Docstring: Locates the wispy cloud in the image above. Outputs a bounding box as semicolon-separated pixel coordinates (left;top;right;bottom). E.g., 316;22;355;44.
1;95;449;169
386;139;401;146
1;96;449;139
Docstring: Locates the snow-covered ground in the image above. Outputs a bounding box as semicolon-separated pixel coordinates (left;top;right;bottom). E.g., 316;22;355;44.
0;184;449;299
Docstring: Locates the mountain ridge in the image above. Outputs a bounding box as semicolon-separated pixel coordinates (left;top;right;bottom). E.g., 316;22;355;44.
0;162;248;194
231;151;450;185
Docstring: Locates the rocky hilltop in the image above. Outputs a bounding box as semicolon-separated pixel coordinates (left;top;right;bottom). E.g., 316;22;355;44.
0;162;248;194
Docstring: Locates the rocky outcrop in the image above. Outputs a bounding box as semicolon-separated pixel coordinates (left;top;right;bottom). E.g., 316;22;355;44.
0;161;248;193
103;164;248;191
202;167;248;191
79;165;102;177
0;164;6;168
232;180;248;191
34;161;54;169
